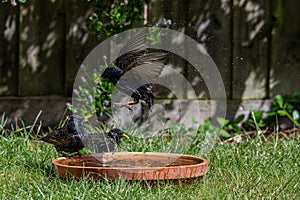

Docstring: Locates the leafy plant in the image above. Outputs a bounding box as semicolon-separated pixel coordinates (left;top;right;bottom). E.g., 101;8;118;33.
241;110;271;131
67;63;115;123
87;0;144;38
147;19;173;41
214;93;300;137
198;119;231;138
217;115;244;134
94;77;115;120
269;93;300;127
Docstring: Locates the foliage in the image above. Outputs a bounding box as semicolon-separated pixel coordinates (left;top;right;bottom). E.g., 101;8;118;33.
1;0;26;6
217;115;244;134
67;63;115;122
216;93;300;137
94;77;115;120
86;0;172;39
198;119;232;138
87;0;144;38
146;20;172;42
270;93;300;127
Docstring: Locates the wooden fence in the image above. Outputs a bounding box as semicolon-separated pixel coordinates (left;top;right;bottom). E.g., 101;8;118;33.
0;0;299;125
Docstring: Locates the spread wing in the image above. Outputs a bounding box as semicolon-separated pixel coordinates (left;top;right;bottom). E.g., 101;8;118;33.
116;29;168;81
117;28;147;59
113;29;168;102
126;53;168;81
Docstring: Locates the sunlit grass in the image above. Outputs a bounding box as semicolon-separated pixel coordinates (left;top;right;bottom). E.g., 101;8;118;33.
0;115;299;199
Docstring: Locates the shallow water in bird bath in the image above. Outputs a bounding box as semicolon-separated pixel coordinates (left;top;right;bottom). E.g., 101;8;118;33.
58;152;202;168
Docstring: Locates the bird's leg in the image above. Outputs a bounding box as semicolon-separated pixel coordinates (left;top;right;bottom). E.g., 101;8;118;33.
114;100;139;111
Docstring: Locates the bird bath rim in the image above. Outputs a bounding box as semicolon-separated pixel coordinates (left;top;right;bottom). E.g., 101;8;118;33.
52;152;209;180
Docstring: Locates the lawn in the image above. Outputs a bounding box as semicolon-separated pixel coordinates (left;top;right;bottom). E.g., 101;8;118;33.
0;122;299;199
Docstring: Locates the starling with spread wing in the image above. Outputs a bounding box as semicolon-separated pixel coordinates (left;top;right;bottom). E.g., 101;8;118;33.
97;29;168;110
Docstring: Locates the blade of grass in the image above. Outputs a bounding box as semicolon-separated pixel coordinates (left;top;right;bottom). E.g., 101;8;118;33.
30;110;42;133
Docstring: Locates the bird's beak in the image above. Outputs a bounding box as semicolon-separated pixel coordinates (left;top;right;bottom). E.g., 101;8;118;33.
122;133;130;139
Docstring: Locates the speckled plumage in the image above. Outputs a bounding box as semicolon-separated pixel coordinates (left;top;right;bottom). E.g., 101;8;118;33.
99;29;168;109
39;115;127;156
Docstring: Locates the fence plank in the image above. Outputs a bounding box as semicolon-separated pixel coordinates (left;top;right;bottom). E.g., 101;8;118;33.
189;0;232;99
18;0;65;95
270;0;300;96
148;1;231;100
0;4;19;95
148;0;189;99
65;0;99;95
232;0;269;99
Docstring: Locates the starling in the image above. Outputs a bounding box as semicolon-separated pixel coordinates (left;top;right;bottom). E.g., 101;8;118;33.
97;29;168;110
39;115;129;157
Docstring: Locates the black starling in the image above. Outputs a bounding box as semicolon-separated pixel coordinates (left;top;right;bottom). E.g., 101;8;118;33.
97;29;168;110
39;115;129;157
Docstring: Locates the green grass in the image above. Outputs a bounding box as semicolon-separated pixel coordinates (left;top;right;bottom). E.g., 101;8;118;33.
0;126;299;199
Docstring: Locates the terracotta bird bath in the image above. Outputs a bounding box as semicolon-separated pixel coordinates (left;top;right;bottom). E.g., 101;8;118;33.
52;152;209;180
